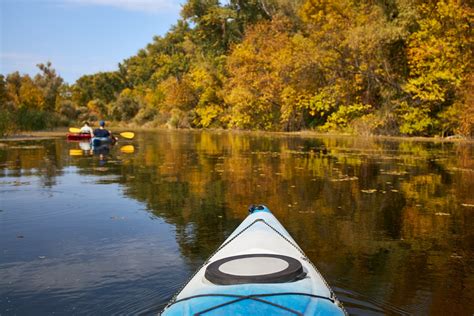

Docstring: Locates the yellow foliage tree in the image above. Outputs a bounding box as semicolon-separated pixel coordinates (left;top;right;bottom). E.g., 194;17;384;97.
405;0;472;104
19;76;45;109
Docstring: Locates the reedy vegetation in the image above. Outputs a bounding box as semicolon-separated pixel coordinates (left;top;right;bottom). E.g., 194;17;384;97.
0;0;472;137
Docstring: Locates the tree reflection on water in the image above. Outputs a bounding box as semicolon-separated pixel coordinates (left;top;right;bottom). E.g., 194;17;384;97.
0;131;473;315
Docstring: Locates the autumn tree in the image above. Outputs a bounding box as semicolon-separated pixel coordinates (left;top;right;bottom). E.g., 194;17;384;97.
300;0;423;133
403;0;473;136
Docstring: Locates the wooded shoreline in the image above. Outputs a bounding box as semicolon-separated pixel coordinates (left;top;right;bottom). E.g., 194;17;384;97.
1;128;472;144
1;1;472;138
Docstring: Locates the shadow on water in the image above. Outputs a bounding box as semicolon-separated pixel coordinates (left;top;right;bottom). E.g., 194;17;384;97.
0;131;473;315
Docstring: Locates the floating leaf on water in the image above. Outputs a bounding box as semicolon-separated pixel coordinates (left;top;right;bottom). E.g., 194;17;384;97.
110;216;125;220
435;212;450;216
330;176;358;182
290;185;296;188
93;167;109;172
461;203;474;208
391;189;399;192
450;167;474;173
381;170;409;176
297;210;315;214
361;189;377;193
10;145;44;149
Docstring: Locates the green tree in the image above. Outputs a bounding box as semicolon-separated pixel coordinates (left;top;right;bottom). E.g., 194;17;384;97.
72;71;124;108
182;0;240;55
34;62;63;112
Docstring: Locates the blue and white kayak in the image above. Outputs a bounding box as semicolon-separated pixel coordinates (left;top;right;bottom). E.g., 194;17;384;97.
91;136;115;147
161;205;346;315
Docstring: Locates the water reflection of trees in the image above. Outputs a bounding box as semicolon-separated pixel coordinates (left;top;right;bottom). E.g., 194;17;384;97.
0;140;65;187
0;133;472;314
116;132;474;314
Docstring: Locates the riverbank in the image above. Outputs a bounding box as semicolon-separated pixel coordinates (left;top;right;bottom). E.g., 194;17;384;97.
1;127;472;144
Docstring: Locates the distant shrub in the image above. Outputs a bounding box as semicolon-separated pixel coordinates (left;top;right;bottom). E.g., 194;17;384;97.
110;95;141;121
133;107;157;125
166;109;191;129
320;103;372;132
77;106;97;122
16;106;50;130
0;109;16;136
57;100;78;120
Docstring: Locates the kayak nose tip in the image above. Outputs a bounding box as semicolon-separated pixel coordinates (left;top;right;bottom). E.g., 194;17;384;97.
248;204;271;214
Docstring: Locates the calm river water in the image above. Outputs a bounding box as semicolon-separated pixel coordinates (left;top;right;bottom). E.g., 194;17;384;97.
0;130;473;315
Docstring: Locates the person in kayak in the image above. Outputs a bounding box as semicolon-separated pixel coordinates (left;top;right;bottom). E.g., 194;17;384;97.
93;120;112;138
80;122;93;136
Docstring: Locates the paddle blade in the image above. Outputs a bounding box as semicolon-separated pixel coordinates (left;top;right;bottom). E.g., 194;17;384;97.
69;149;83;156
120;145;135;154
69;127;81;133
120;132;135;139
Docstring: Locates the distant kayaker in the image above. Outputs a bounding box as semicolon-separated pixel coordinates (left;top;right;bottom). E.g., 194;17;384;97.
80;122;93;136
93;120;112;138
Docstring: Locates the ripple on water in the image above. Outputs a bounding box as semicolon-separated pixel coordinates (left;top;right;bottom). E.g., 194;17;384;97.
334;286;411;316
0;188;86;226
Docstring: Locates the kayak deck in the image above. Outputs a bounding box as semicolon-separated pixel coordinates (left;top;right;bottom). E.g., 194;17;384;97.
66;133;92;141
161;206;346;315
91;136;116;147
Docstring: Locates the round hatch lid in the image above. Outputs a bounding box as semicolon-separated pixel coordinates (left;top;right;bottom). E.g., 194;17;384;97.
205;254;305;285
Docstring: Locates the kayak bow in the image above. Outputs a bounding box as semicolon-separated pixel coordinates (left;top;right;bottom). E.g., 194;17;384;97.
161;205;346;315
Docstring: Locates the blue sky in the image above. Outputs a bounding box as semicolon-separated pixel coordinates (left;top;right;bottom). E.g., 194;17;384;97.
1;0;184;83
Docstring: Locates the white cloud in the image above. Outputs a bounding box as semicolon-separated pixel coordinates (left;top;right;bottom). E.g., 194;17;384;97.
62;0;182;13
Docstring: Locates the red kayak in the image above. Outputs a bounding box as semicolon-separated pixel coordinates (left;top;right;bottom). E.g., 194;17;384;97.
67;133;92;141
